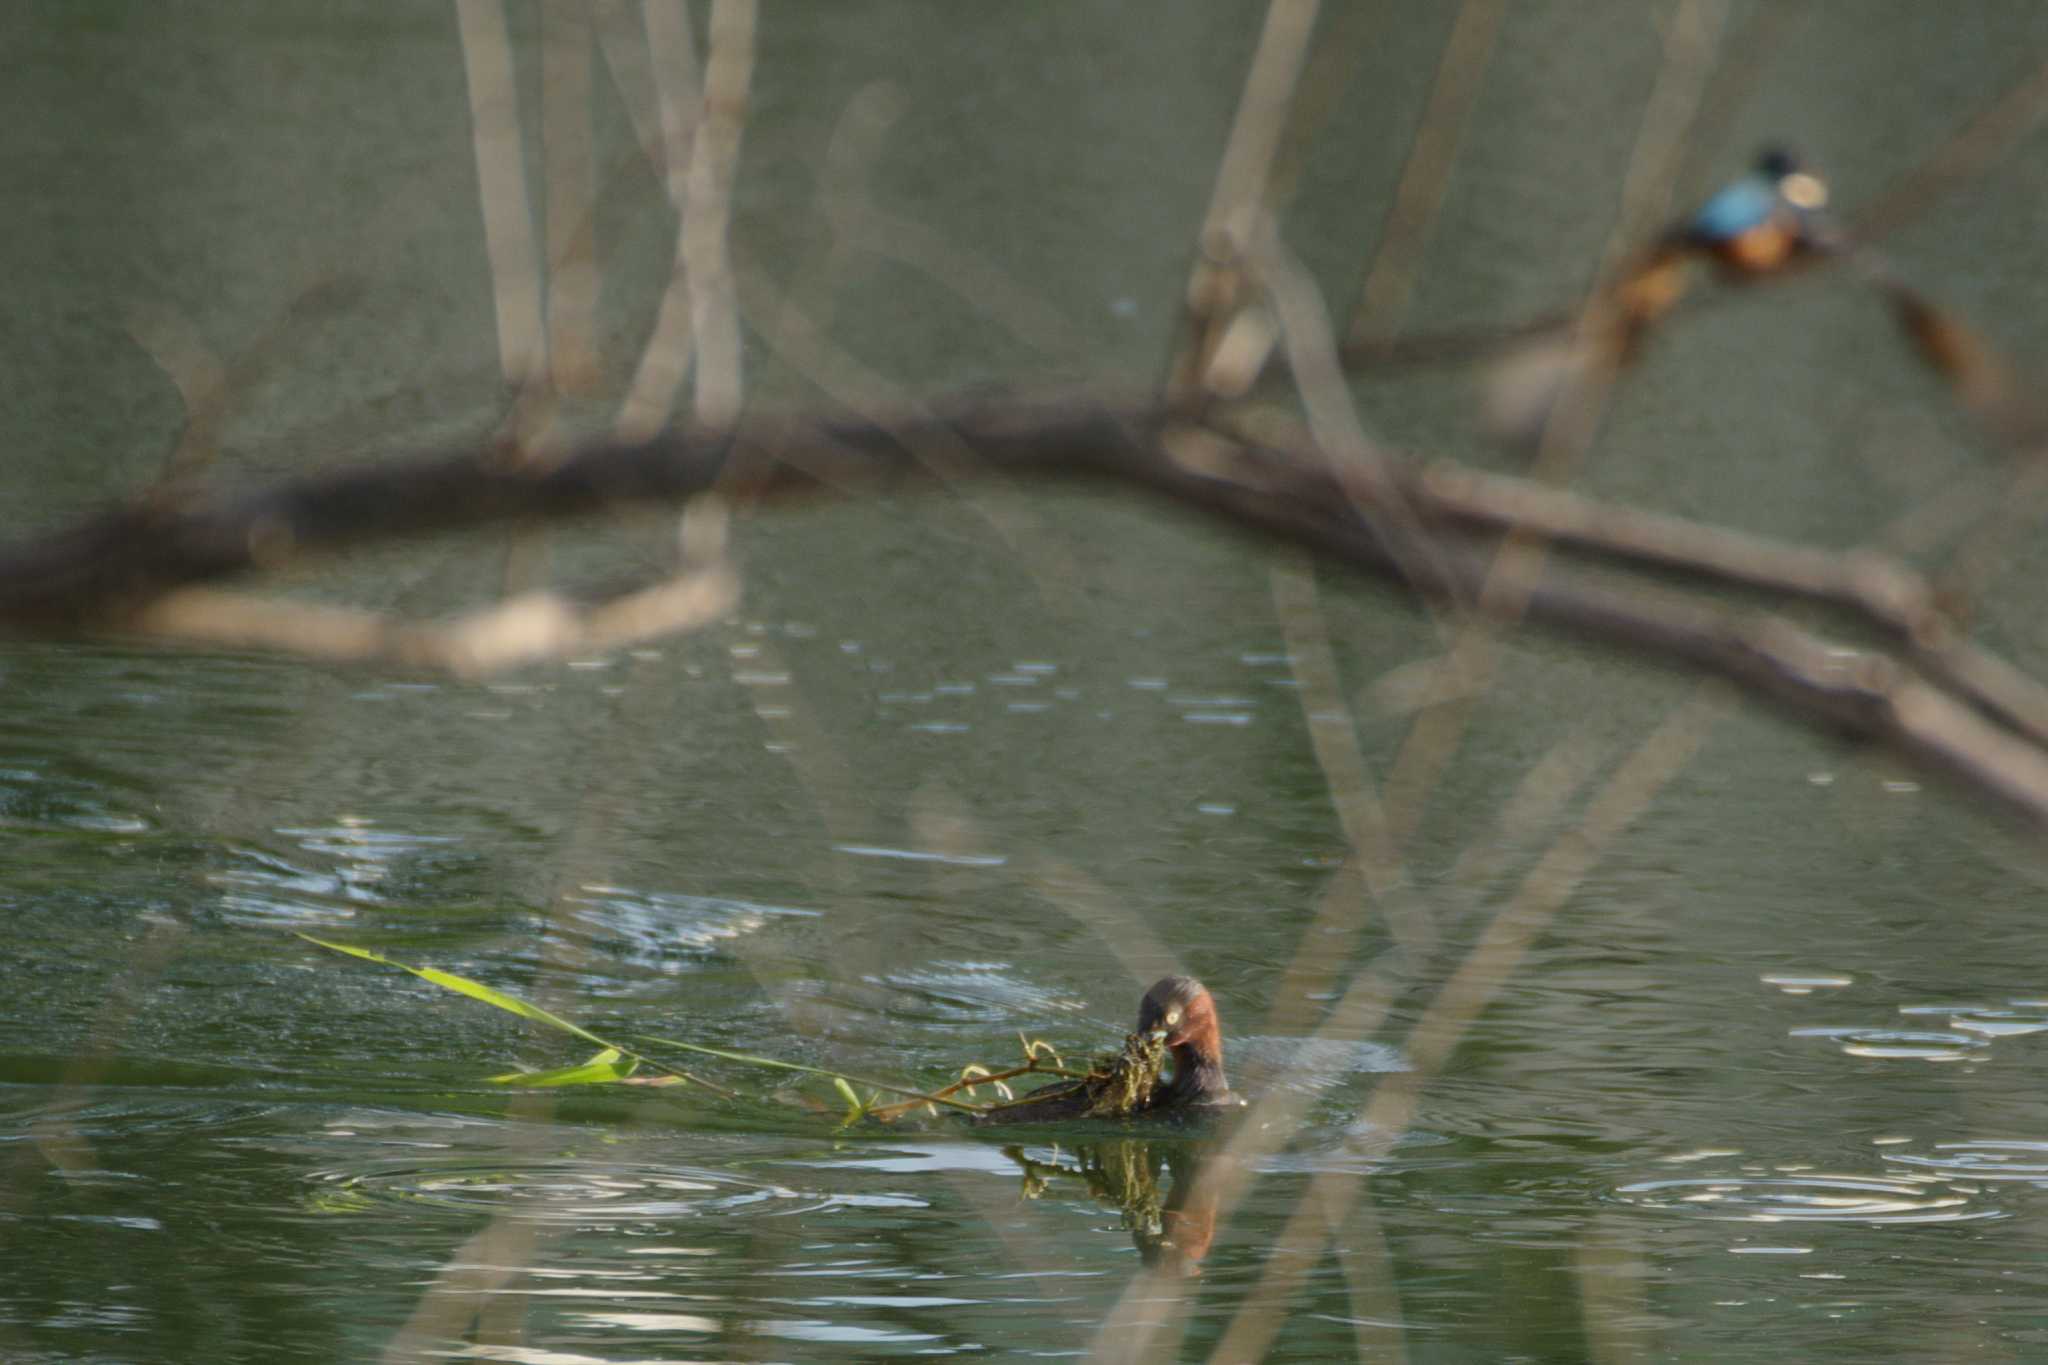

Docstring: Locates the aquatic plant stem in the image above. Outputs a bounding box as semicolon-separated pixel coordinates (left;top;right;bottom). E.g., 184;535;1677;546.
630;1032;993;1116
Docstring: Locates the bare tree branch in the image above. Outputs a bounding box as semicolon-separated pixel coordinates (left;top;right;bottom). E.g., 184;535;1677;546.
9;385;2048;824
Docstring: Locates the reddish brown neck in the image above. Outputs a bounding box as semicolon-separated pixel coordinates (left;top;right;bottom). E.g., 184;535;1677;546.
1162;1007;1228;1102
1160;1040;1229;1103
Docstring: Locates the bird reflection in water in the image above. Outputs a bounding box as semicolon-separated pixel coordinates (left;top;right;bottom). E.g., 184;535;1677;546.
1004;1137;1229;1277
969;977;1243;1276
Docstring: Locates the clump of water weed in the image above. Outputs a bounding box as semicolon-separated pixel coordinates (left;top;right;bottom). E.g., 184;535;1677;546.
1076;1028;1171;1117
938;1028;1169;1125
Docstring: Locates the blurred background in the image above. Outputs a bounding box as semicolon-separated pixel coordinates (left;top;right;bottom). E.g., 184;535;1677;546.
9;2;2048;1360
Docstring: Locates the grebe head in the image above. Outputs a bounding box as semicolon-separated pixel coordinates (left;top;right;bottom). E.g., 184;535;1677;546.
1136;976;1231;1106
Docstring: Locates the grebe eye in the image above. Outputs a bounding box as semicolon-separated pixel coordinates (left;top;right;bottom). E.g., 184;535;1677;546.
1165;1008;1181;1026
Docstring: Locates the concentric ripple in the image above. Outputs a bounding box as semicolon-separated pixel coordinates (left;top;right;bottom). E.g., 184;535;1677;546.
309;1159;806;1223
1614;1173;1999;1224
1788;1026;1989;1061
1933;1009;2048;1039
1883;1140;2048;1183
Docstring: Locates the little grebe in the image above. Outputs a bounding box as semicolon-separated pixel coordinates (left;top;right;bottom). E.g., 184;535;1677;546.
973;975;1238;1124
1137;975;1236;1112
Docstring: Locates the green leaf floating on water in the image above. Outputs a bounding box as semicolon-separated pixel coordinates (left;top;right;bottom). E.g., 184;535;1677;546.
488;1047;639;1087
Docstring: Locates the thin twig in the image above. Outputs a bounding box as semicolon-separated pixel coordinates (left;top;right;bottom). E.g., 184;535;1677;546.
684;0;755;431
453;0;546;387
1206;687;1725;1363
1850;56;2048;244
616;0;704;439
1379;0;1726;846
1262;557;1433;1039
1166;0;1322;401
124;569;738;676
541;3;601;393
1344;0;1507;345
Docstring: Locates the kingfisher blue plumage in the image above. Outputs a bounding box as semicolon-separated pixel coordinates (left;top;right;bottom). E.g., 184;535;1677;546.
1609;149;1837;349
1679;147;1837;273
1485;148;1842;446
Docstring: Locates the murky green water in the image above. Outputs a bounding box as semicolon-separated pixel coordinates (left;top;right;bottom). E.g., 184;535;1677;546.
12;3;2048;1361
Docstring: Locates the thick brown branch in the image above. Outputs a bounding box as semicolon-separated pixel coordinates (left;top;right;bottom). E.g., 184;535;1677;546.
8;386;2048;825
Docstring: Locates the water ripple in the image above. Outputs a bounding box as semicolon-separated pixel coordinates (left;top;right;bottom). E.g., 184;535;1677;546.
308;1159;804;1223
1883;1140;2048;1183
1614;1173;2000;1224
1788;1026;1989;1061
875;964;1090;1024
563;886;819;964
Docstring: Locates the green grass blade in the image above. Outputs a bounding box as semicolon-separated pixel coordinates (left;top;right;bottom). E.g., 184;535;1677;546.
299;934;611;1049
488;1048;638;1087
298;936;946;1112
